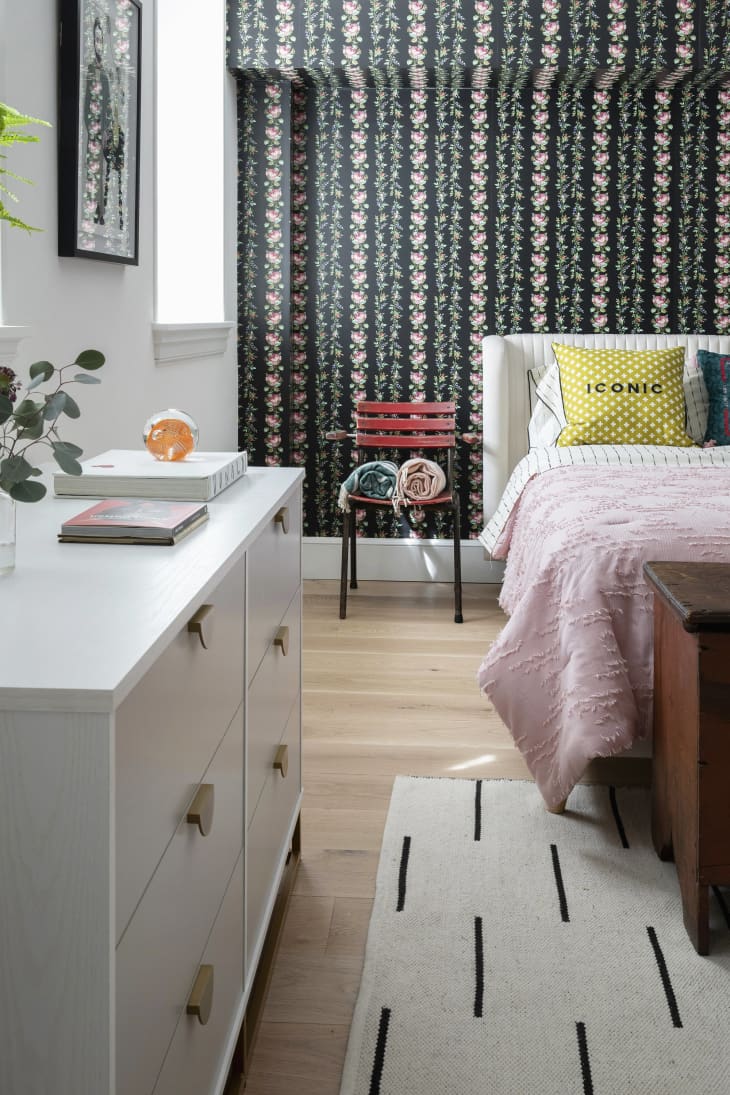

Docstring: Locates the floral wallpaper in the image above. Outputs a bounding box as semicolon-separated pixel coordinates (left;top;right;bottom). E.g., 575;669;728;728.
233;0;730;539
229;0;730;79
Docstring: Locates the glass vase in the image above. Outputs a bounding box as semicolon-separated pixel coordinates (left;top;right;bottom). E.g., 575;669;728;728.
0;489;15;575
143;409;199;462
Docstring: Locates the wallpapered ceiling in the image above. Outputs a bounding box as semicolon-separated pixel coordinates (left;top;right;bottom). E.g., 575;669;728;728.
232;1;730;539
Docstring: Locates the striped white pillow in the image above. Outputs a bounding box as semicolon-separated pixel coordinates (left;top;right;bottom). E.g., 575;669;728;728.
526;365;561;448
683;354;710;444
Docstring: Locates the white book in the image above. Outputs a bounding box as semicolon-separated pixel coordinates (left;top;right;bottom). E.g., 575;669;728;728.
53;449;248;501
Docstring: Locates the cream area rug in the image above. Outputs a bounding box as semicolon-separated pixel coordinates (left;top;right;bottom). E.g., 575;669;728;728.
339;778;730;1095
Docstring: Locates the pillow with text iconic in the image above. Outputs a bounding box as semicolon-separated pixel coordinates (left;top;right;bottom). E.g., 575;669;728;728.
530;351;708;447
697;350;730;445
552;343;695;447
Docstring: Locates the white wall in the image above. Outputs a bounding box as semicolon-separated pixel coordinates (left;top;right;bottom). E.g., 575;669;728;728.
0;0;239;460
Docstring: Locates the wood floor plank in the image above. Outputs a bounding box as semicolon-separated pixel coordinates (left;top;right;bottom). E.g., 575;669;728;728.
305;662;491;696
241;579;534;1090
304;746;531;781
302;806;388;851
302;772;395;809
305;633;490;655
304;587;501;634
293;848;379;900
262;952;363;1025
304;580;500;607
303;694;498;739
277;894;335;956
325;897;373;958
243;1070;345;1095
245;1023;350;1087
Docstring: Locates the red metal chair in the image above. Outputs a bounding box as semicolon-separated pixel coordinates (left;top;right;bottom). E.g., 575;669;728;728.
327;400;469;623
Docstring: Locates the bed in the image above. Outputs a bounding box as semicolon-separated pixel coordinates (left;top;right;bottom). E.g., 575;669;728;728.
477;333;730;811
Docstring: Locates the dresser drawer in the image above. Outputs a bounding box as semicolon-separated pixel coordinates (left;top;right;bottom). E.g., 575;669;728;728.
247;488;301;683
116;557;245;938
247;591;301;825
152;853;244;1095
246;701;301;971
116;708;243;1095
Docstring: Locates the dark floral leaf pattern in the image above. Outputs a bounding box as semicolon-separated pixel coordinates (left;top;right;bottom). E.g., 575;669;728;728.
233;0;730;539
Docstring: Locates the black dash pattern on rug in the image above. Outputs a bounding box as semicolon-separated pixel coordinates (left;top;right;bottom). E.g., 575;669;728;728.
369;1007;391;1095
338;780;730;1095
474;916;484;1018
550;844;570;923
575;1022;594;1095
647;926;683;1028
396;836;411;912
474;779;482;842
609;786;630;848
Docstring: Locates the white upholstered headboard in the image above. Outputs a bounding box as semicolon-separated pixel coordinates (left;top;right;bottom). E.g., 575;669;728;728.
481;332;730;521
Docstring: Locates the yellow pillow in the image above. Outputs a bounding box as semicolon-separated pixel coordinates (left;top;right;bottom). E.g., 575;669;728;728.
552;343;695;447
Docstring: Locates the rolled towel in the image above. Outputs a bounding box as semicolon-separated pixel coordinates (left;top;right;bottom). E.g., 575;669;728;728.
338;460;399;511
394;457;446;511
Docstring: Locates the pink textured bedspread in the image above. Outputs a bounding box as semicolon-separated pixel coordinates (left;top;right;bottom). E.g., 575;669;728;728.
478;465;730;810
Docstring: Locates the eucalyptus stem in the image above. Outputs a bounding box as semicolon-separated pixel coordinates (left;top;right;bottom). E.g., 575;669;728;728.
0;349;105;501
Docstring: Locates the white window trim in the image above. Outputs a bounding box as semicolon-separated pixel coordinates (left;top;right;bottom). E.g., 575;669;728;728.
0;326;31;367
151;321;234;365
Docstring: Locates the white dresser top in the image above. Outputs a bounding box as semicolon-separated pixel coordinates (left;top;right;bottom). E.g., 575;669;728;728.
0;466;304;712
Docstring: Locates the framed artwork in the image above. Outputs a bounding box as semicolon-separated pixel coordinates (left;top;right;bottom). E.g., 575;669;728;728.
58;0;142;263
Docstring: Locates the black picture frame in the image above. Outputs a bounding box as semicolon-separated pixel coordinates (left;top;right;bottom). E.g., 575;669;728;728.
58;0;142;263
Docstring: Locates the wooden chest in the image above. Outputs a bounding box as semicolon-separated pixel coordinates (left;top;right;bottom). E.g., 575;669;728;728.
644;561;730;955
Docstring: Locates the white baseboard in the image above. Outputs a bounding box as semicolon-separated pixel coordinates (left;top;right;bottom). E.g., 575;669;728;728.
302;537;505;583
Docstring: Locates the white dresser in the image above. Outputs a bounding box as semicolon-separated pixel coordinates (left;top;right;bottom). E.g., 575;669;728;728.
0;466;304;1095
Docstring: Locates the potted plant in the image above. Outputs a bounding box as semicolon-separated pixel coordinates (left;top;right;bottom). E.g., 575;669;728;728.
0;100;50;232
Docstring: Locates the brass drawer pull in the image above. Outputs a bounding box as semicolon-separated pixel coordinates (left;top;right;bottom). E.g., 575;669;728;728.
187;603;213;649
274;626;289;656
274;506;289;534
273;744;288;778
186;783;215;837
186;964;214;1026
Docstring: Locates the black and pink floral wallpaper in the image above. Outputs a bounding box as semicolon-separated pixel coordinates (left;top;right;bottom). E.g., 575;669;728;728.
231;1;730;538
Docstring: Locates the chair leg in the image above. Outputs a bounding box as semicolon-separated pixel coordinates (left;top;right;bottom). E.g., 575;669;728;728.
453;499;463;624
340;509;350;619
350;510;358;589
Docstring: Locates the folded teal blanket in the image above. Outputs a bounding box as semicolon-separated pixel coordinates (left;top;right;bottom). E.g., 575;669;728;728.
338;460;398;511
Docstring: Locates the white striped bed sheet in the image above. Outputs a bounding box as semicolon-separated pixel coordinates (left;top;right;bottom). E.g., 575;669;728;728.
480;445;730;557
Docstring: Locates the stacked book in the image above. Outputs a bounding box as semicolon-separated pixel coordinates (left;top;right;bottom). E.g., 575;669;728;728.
58;499;209;545
53;449;247;502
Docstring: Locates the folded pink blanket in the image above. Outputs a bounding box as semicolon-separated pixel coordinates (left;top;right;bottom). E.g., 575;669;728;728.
394;458;446;511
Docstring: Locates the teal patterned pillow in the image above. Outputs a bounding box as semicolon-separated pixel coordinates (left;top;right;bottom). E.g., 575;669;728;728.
697;350;730;446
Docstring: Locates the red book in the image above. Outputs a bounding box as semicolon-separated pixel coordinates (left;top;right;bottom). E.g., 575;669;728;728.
59;498;209;544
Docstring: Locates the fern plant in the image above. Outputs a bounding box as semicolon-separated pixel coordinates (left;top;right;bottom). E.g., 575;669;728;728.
0;101;50;232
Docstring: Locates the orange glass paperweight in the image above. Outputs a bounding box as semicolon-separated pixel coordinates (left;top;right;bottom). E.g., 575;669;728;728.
143;410;199;462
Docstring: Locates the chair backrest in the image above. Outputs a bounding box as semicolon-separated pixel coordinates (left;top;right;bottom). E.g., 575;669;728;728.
352;400;457;484
354;401;456;449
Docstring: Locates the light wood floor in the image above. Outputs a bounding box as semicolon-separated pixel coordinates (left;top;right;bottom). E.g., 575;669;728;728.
241;579;649;1094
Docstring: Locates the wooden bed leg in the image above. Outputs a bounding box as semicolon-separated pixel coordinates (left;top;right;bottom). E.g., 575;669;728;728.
546;796;568;815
